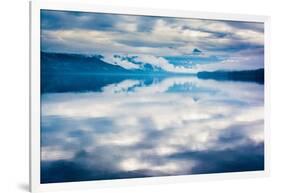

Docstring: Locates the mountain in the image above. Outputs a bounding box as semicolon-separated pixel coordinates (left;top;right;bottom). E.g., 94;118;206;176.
41;52;172;93
41;52;264;92
41;52;177;75
102;54;166;73
192;48;202;55
41;52;190;75
197;68;264;84
41;52;131;74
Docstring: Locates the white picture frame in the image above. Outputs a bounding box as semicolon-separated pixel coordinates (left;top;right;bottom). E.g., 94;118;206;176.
30;0;270;192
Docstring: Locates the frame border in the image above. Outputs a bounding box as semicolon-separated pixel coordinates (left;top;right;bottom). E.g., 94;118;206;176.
30;0;270;192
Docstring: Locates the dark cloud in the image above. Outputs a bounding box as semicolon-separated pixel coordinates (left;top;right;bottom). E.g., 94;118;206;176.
41;9;264;61
116;38;185;48
136;16;158;32
40;74;264;183
169;143;264;174
41;10;119;31
41;159;151;183
225;21;264;33
41;140;264;183
202;42;263;53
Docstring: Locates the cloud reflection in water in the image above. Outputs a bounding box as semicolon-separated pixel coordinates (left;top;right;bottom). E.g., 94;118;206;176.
41;76;264;183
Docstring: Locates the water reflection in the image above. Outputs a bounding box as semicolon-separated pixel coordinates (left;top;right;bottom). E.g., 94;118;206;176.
41;75;264;183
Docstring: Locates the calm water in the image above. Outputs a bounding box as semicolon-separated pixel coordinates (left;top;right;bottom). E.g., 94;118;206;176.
41;75;264;183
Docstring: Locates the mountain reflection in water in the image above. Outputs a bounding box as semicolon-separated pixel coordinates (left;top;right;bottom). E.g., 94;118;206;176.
41;75;264;183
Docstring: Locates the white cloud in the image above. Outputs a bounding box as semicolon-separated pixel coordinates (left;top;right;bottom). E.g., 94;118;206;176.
41;146;75;161
101;54;140;69
102;80;140;93
42;77;263;153
41;15;264;59
41;76;264;177
100;53;195;73
119;158;196;175
133;55;192;73
115;22;138;32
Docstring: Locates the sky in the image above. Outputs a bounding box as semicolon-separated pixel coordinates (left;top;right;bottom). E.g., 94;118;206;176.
41;10;264;72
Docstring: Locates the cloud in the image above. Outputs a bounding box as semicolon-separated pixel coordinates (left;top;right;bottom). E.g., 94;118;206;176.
101;54;140;69
41;10;119;31
41;77;264;182
41;9;264;70
101;52;263;73
40;11;265;179
195;50;264;71
98;53;198;73
133;54;193;73
42;146;75;161
102;80;141;93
